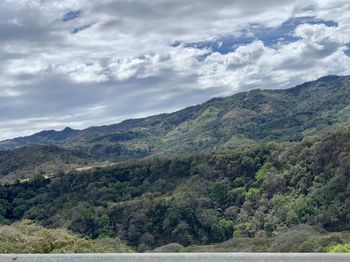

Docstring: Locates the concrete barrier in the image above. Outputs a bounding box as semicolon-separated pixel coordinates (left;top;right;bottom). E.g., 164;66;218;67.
0;253;349;262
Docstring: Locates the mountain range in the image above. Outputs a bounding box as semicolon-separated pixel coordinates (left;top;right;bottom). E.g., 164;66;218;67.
0;75;350;252
1;75;350;181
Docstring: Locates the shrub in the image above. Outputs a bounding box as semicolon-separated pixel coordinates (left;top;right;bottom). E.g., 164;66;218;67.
328;244;350;253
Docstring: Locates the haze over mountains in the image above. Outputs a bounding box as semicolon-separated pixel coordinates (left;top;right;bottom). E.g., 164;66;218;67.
1;75;350;181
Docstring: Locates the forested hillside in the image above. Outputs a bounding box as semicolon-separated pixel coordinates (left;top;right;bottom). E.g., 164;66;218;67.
0;145;92;183
1;75;350;157
1;75;350;182
1;123;349;251
0;75;349;252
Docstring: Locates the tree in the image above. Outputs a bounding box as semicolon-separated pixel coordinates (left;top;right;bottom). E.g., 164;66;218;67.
210;179;229;206
218;219;234;240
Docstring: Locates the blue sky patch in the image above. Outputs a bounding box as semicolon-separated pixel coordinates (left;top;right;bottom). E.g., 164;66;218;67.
174;16;338;56
63;10;81;22
250;16;338;47
71;24;91;34
345;43;350;56
181;36;254;55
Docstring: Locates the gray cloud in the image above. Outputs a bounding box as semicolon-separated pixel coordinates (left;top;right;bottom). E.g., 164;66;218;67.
0;0;349;139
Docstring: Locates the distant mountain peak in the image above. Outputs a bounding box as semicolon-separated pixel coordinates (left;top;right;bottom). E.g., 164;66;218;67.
62;127;76;132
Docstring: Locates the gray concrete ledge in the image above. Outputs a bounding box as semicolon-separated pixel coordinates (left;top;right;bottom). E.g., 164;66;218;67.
0;253;349;262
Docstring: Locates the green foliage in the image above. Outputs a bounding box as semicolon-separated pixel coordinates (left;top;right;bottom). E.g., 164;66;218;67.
210;180;229;206
245;188;260;199
0;119;350;251
218;219;235;239
272;194;314;225
0;220;133;253
0;145;92;183
2;75;350;183
328;244;350;253
255;162;272;183
30;173;46;188
185;228;350;252
232;177;245;188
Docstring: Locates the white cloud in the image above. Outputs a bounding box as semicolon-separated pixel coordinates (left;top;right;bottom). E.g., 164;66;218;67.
195;23;350;93
55;61;108;83
0;0;349;138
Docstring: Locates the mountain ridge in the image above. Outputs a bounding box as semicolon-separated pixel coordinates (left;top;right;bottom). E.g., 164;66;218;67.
1;75;350;181
0;75;349;150
1;75;350;252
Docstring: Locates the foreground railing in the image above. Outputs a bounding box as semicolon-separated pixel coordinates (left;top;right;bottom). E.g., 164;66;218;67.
0;253;349;262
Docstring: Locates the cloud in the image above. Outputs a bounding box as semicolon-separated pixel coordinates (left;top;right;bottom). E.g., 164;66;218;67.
0;0;349;139
197;22;350;92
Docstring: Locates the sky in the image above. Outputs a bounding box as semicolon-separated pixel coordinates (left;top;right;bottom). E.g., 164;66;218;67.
1;0;350;140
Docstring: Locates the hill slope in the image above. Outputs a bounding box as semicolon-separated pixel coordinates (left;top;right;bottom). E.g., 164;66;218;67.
1;122;349;251
0;75;350;252
0;145;92;183
1;75;350;160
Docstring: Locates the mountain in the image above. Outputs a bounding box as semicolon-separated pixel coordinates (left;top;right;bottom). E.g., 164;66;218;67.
0;127;79;151
1;75;350;182
0;75;350;252
1;75;350;160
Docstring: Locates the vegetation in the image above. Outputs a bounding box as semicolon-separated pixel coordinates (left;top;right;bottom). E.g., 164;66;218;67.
184;225;350;252
0;220;133;253
0;123;349;251
1;75;350;182
0;145;92;183
0;75;349;252
328;244;350;253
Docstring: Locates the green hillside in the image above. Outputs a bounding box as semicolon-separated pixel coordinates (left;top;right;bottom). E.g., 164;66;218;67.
0;145;93;183
1;122;349;251
0;75;350;253
1;75;350;182
1;75;350;158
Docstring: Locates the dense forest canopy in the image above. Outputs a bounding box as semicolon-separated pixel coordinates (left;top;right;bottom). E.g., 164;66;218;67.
0;123;350;251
